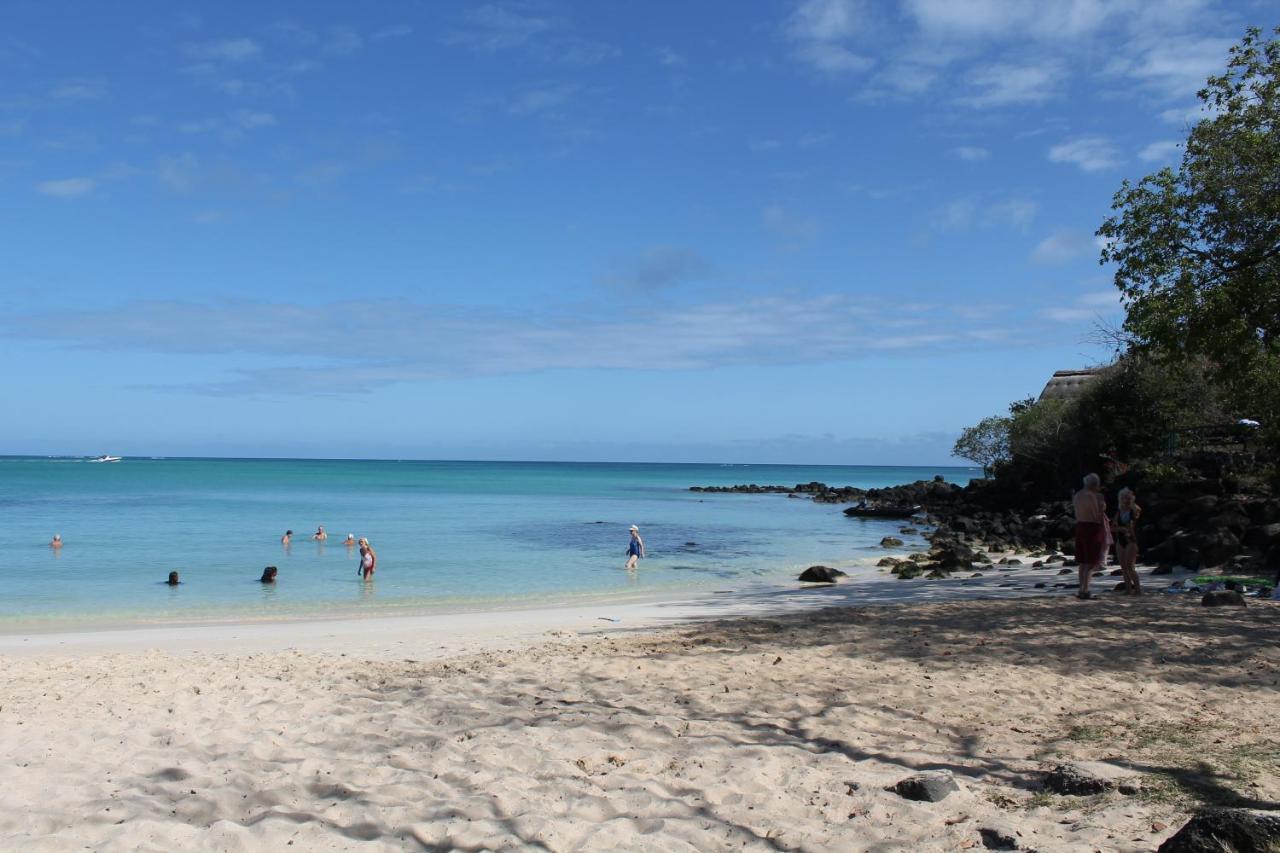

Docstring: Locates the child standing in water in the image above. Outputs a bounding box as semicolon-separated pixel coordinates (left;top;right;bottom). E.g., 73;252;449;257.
357;538;376;580
625;525;645;570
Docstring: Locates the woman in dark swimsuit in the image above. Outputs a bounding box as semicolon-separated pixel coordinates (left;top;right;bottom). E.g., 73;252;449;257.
1113;487;1141;595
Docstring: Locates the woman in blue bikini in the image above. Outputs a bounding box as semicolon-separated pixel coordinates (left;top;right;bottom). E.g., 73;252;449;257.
625;525;645;570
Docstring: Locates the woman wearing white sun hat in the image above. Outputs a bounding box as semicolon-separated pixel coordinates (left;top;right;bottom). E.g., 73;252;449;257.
625;525;645;570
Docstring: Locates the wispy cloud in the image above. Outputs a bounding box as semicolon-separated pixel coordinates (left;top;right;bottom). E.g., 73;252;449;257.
185;37;262;63
597;247;712;292
762;205;820;245
6;295;1030;395
958;61;1064;107
1138;139;1180;163
508;83;578;116
786;0;873;74
1047;136;1122;172
1041;289;1122;322
1032;229;1093;264
324;26;364;56
50;78;108;101
371;24;413;41
36;177;97;197
446;5;615;64
936;196;1037;232
949;145;989;161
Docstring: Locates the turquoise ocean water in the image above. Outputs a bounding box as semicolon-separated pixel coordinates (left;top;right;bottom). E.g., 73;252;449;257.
0;457;980;628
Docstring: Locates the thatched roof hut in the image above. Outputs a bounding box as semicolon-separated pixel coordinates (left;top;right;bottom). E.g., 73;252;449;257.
1037;368;1107;402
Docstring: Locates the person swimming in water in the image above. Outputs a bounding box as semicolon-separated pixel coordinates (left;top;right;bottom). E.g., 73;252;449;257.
281;530;293;546
260;566;278;583
49;534;63;549
313;525;327;541
166;571;181;586
343;533;356;547
625;525;645;570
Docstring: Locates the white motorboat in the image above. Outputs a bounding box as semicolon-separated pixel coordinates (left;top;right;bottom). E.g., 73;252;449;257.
91;455;123;463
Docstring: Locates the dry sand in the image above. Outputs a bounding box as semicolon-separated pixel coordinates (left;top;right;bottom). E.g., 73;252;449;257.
1;592;1277;851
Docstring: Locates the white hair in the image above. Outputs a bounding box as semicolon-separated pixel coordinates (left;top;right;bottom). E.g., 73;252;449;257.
1118;487;1134;503
1083;473;1100;488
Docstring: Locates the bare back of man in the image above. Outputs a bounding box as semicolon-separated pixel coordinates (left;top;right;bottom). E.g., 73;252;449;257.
1072;475;1106;599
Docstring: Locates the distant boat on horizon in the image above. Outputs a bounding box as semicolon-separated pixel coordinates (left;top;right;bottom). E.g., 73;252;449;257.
90;455;123;463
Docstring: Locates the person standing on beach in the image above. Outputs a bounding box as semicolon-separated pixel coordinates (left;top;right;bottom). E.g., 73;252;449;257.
1072;473;1106;599
357;538;376;580
1113;487;1142;596
625;525;645;570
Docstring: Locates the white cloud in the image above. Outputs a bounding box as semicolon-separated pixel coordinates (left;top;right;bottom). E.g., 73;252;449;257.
7;295;1024;394
509;84;577;116
936;197;1037;231
1032;230;1093;264
1138;140;1181;163
949;145;989;161
157;153;198;191
36;177;96;197
1109;35;1234;100
186;38;262;63
1048;136;1122;172
1041;289;1122;322
324;26;364;55
750;138;784;152
958;61;1064;107
786;0;872;74
233;110;276;129
656;46;685;67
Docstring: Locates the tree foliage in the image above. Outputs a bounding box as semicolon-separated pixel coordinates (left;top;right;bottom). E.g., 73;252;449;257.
952;415;1011;475
1097;27;1280;431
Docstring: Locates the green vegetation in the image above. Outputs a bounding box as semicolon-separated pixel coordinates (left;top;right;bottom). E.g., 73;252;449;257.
955;27;1280;495
952;415;1011;476
1098;27;1280;444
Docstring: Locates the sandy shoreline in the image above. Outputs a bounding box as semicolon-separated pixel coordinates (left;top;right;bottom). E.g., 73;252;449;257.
2;568;1276;851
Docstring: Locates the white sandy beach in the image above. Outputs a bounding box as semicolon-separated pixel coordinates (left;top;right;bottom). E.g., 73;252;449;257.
1;566;1277;851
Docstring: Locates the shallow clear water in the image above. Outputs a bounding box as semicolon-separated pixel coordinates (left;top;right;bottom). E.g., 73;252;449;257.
0;457;979;627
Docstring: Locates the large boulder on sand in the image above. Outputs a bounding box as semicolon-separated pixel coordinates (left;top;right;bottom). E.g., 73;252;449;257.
1202;590;1246;607
1157;808;1280;852
890;770;958;802
1042;762;1138;795
798;565;847;583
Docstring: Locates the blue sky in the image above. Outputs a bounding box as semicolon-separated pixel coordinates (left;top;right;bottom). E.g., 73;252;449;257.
0;0;1269;463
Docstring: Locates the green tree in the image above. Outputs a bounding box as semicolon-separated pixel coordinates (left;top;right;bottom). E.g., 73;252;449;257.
952;415;1011;476
1097;27;1280;432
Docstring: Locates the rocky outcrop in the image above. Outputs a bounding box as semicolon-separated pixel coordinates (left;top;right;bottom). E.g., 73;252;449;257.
1042;762;1138;796
890;771;958;802
798;565;847;583
1157;808;1280;852
1202;590;1247;607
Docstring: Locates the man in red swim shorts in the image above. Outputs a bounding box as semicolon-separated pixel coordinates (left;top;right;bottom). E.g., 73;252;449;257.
1072;473;1106;599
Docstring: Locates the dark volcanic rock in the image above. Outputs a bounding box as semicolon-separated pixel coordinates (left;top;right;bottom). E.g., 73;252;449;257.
880;536;904;548
1157;808;1280;852
1202;590;1246;607
1042;762;1135;795
798;565;846;583
978;826;1020;850
891;771;958;802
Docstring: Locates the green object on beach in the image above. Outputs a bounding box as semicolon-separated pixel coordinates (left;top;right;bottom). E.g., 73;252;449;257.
1193;575;1267;586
